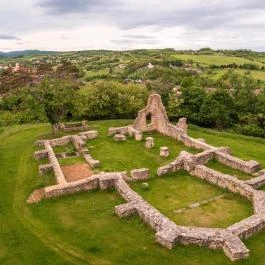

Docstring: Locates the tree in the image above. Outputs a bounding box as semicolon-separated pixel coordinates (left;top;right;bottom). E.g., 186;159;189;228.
200;90;234;129
34;79;77;134
75;81;148;120
179;83;206;124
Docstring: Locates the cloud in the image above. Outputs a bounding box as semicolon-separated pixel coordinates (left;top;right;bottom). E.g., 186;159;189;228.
38;0;119;15
0;0;265;51
0;34;19;40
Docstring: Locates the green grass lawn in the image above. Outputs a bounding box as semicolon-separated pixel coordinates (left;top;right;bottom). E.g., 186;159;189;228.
131;172;252;228
87;129;198;175
206;159;253;180
1;120;265;265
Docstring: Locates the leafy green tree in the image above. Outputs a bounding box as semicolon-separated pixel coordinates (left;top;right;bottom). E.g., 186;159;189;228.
179;84;206;124
75;81;148;120
200;90;234;129
34;79;77;134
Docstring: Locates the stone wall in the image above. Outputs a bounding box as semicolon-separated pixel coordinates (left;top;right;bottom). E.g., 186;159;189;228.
227;214;265;240
44;141;67;184
114;176;251;261
108;125;142;141
48;136;72;146
191;165;254;200
79;130;98;140
245;172;265;189
214;151;260;174
59;121;89;133
71;135;86;153
34;150;48;160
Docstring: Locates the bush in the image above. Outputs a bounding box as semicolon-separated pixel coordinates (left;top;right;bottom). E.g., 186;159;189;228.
234;124;265;138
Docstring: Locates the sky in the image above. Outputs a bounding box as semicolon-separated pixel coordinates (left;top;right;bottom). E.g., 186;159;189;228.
0;0;265;52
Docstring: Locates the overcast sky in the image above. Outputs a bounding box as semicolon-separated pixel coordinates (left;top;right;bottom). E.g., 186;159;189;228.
0;0;265;52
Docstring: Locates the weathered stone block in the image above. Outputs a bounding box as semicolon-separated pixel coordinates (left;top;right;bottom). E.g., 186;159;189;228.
134;131;143;141
83;154;100;168
145;137;154;148
155;229;177;249
157;164;173;176
160;146;169;157
38;164;53;175
130;168;150;180
223;236;249;261
34;150;48;160
80;130;98;140
115;202;137;217
113;133;126;141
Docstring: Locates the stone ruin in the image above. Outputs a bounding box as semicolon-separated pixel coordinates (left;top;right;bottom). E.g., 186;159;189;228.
28;93;265;261
58;120;89;133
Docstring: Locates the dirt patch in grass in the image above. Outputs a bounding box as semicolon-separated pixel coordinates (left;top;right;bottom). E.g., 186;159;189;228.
62;163;93;182
27;188;45;204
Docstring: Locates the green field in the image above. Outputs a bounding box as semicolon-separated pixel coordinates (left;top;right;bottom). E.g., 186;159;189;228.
172;54;265;67
207;69;265;81
1;120;265;264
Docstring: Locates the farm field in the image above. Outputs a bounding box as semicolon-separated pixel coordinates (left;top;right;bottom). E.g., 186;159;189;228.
1;120;265;265
206;69;265;81
172;53;265;67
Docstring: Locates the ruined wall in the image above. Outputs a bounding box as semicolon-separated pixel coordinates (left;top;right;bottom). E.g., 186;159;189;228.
214;151;260;174
191;165;254;200
44;141;67;184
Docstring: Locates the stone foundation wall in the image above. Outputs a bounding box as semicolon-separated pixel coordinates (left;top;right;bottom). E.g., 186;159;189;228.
45;172;125;198
227;214;265;240
71;135;86;153
214;151;260;174
108;125;142;141
191;165;254;200
114;177;251;261
48;136;72;146
181;135;215;151
79;130;98;140
34;150;48;160
245;173;265;189
108;126;129;136
59;121;89;133
44;141;67;184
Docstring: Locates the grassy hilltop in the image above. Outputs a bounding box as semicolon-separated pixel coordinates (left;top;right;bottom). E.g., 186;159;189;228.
1;120;265;265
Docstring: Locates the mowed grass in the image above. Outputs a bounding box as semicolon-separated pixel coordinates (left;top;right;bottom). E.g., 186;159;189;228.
131;172;252;228
87;123;198;175
207;159;253;180
1;120;265;264
172;54;264;67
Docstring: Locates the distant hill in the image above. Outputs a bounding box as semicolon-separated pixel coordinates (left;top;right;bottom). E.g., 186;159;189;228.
0;50;57;58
